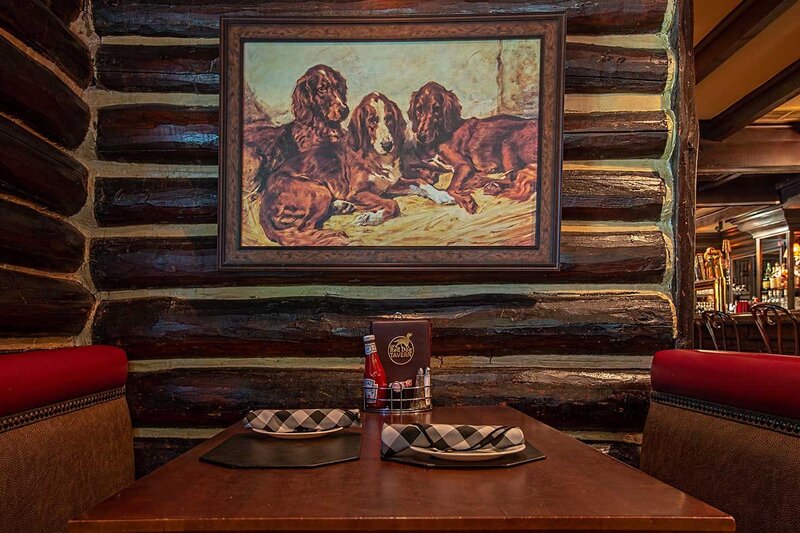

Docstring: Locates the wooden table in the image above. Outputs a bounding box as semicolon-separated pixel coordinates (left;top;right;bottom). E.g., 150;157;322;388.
69;406;734;532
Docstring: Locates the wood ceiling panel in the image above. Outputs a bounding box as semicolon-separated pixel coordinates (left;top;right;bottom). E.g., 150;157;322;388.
696;1;800;120
693;0;741;45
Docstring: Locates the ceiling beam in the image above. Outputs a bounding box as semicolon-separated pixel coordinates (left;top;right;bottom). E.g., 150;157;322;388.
699;126;800;175
694;0;798;83
697;173;742;192
700;59;800;140
697;175;781;207
695;206;760;229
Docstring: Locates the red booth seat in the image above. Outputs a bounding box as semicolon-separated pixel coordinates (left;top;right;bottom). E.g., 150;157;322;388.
642;349;800;533
0;346;134;533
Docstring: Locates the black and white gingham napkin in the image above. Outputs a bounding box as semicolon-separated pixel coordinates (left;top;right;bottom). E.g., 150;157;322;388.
381;423;524;457
244;409;361;433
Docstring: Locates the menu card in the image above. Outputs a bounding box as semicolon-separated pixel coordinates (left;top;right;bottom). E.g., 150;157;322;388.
370;319;431;382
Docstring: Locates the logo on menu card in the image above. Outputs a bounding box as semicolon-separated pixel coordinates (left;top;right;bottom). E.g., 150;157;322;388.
387;333;414;365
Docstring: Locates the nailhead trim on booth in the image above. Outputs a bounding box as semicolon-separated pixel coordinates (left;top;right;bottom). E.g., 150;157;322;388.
0;386;126;433
651;391;800;437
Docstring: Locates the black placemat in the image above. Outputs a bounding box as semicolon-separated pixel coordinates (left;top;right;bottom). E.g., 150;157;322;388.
200;431;361;469
382;442;545;469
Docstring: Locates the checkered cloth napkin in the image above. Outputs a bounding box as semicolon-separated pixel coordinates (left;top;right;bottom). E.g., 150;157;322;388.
381;423;525;457
244;409;361;433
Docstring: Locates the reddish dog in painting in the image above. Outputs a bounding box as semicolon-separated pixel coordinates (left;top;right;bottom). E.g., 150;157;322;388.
259;92;407;246
245;64;350;187
408;81;539;213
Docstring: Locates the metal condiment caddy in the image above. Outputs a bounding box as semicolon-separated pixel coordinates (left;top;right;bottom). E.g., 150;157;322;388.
362;314;432;413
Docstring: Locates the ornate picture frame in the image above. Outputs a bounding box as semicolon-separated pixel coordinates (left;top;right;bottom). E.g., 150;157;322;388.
219;14;565;271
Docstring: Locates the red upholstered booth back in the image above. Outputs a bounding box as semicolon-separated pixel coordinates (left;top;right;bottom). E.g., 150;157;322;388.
642;349;800;533
0;345;127;417
0;346;133;533
650;348;800;419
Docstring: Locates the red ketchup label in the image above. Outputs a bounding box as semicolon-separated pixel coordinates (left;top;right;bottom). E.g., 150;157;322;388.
363;335;387;408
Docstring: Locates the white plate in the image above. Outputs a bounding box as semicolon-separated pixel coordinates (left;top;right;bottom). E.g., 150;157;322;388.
409;443;527;462
251;427;344;439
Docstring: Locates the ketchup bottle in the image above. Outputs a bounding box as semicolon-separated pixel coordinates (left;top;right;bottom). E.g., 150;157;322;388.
363;334;387;409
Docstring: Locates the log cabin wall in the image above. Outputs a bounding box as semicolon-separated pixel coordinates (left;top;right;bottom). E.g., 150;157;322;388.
0;1;94;350
4;0;694;477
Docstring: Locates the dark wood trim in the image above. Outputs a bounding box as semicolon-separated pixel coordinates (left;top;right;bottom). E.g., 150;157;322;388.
0;269;93;337
0;115;88;216
695;206;756;229
697;175;782;207
93;170;664;227
672;0;698;348
698;126;800;175
95;42;667;95
694;0;796;83
89;231;666;290
701;59;800;141
92;0;669;37
0;0;92;88
96;105;667;164
0;198;85;273
0;34;90;149
92;291;674;359
43;0;83;24
126;367;651;430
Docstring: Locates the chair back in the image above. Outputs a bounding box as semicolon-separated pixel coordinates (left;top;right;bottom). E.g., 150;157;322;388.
700;310;741;351
751;303;800;355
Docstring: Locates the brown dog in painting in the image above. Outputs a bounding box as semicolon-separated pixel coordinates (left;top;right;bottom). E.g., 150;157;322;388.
245;64;350;189
259;92;407;246
408;81;539;213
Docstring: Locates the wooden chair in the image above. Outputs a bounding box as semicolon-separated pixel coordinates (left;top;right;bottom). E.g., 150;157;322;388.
750;303;800;355
693;316;705;349
700;311;741;351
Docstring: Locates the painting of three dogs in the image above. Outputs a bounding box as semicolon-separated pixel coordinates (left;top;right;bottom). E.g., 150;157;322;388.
239;39;543;248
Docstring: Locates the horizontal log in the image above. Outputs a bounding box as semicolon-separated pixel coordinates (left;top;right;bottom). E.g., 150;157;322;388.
96;105;217;164
93;170;663;227
0;198;85;273
0;0;92;88
96;106;669;164
0;35;90;149
0;115;88;216
585;441;640;468
93;0;668;38
96;45;220;94
126;367;651;430
44;0;82;24
93;291;674;359
0;269;94;337
133;437;204;479
565;43;668;94
94;177;217;226
95;42;667;95
90;231;666;290
561;170;665;220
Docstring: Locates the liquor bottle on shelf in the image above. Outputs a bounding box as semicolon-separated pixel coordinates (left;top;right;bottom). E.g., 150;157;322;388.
770;263;780;291
763;264;772;292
